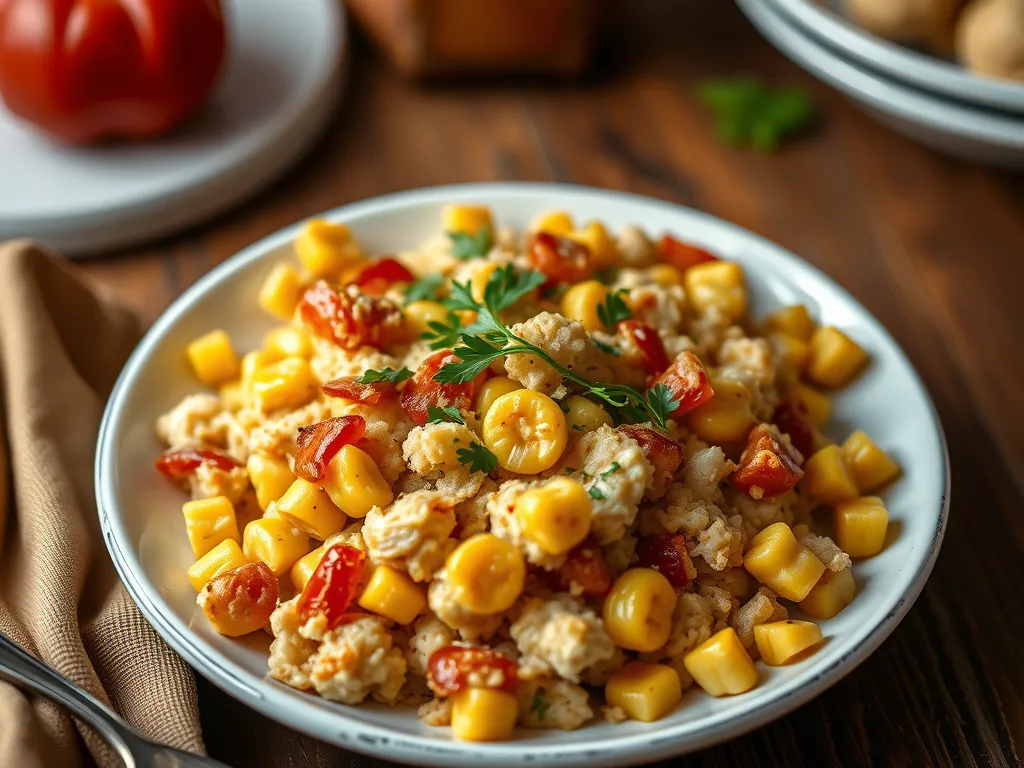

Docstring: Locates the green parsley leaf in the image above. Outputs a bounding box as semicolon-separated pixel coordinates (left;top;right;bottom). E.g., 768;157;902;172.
697;77;816;151
426;405;465;425
530;692;551;721
483;265;547;312
448;228;492;260
404;273;445;305
434;334;505;384
593;338;622;357
645;384;680;431
600;461;620;478
421;312;464;350
443;279;479;312
457;442;498;474
356;367;413;385
588;486;606;500
597;289;632;330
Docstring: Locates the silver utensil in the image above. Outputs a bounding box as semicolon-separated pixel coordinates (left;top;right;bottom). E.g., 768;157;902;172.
0;631;231;768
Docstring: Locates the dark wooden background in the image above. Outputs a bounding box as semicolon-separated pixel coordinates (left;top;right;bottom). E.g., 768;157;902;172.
77;1;1023;766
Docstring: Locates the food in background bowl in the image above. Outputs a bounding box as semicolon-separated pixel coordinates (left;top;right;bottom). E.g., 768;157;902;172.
153;205;900;742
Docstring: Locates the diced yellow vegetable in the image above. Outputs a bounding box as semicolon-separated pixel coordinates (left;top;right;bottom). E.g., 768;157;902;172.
841;431;900;492
684;261;747;322
182;496;240;558
249;357;318;414
834;496;889;558
648;264;685;287
446;533;525;615
532;210;574;236
687;379;756;444
807;327;868;388
258;264;305;321
290;543;326;591
605;662;682;722
322;445;393;517
603;568;677;652
753;620;823;666
788;383;831;428
482;390;568;474
246;453;294;511
743;522;825;602
770;333;811;372
242;518;310;576
564;394;613;435
560;280;610;331
443;205;493;238
802;445;859;505
295;219;358;279
764;304;815;341
186;330;240;387
357;565;427;624
800;566;855;619
241;350;280;385
473;376;522;418
470;262;499;303
570;221;615;269
276;478;347;541
404;300;450;338
514;477;591;555
187;539;249;592
264;326;312;359
450;688;518;742
683;627;758;696
218;380;248;411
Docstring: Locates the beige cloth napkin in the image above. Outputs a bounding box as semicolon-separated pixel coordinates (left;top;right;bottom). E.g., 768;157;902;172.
0;241;205;767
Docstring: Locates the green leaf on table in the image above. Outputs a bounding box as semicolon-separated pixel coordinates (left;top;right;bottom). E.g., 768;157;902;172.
697;77;816;151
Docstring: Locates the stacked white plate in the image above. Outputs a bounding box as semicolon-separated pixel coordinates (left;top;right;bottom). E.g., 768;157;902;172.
736;0;1024;168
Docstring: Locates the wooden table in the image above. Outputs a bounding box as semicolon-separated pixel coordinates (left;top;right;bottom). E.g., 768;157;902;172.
78;1;1024;766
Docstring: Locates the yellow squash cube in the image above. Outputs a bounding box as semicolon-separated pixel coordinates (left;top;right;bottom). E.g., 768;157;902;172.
683;627;758;697
276;478;347;541
647;264;685;287
802;445;859;505
770;333;811;372
800;566;856;619
834;496;889;558
564;395;613;435
743;522;825;602
532;210;574;236
295;219;358;279
561;280;610;331
241;350;280;384
687;379;756;444
788;383;831;428
357;565;427;624
605;662;682;722
186;330;240;387
182;496;240;558
469;262;499;303
246;453;295;511
443;205;493;238
450;688;518;742
265;326;312;359
258;264;304;320
841;431;900;492
249;358;318;414
473;376;522;419
571;221;615;268
322;445;393;517
242;518;311;576
753;620;823;666
218;380;248;411
764;304;815;341
404;300;450;338
187;539;249;592
291;544;327;591
684;261;747;322
807;327;868;388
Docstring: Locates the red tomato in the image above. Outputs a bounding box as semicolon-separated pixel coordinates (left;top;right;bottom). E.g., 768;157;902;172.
293;416;367;483
771;398;816;461
619;320;670;378
155;448;239;481
298;282;406;351
526;231;593;284
544;540;612;597
427;646;518;696
618;424;682;497
636;534;694;589
0;0;226;144
651;352;714;418
322;377;399;405
350;258;415;295
658;235;718;271
400;350;486;426
731;424;804;498
297;545;367;628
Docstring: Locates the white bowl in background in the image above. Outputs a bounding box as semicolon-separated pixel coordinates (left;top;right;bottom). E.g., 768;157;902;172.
96;183;949;767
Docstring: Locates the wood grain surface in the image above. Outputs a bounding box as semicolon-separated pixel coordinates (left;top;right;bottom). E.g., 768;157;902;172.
77;1;1024;766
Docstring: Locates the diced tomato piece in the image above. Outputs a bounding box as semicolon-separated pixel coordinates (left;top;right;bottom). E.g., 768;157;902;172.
400;350;486;426
199;562;279;637
771;399;815;461
658;235;719;271
155;448;240;481
427;645;518;696
526;231;593;284
322;376;399;405
636;534;694;589
298;281;406;351
293;416;367;482
618;424;683;498
350;258;415;295
731;423;804;498
650;352;714;418
297;544;368;628
544;540;612;597
619;320;670;378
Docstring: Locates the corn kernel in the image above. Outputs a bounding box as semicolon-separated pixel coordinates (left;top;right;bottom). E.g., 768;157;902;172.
246;453;294;511
218;380;248;411
788;383;831;428
473;376;522;419
186;330;240;387
446;534;525;614
358;565;427;624
800;566;855;619
743;522;825;602
687;379;756;444
404;300;450;338
295;219;357;279
258;264;305;321
753;620;823;666
802;445;859;505
684;627;758;696
514;477;591;555
841;431;900;492
560;280;610;331
187;539;249;592
322;445;393;518
764;304;815;341
564;395;613;435
450;688;518;742
443;205;494;238
242;518;310;576
182;496;239;558
807;327;868;388
532;210;574;236
835;496;889;558
770;333;811;372
648;264;685;287
605;662;682;722
249;358;318;414
276;478;347;541
603;568;677;652
684;261;747;322
570;221;615;269
470;262;499;303
291;543;326;591
241;350;280;384
482;390;568;474
265;326;312;359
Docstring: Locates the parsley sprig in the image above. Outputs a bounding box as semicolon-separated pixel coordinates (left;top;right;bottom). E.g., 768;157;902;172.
357;367;413;385
426;405;465;425
404;273;445;305
448;228;492;260
457;442;498;474
698;77;815;150
597;289;631;330
530;692;550;721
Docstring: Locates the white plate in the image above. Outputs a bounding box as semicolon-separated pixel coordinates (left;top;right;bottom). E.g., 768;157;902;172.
0;0;346;256
737;0;1024;168
767;0;1024;114
96;184;950;767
